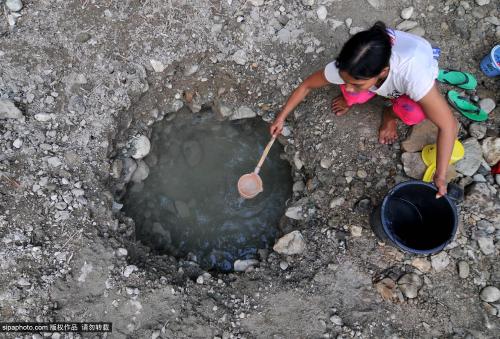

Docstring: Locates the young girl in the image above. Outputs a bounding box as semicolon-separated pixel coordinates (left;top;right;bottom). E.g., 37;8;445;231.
269;21;458;198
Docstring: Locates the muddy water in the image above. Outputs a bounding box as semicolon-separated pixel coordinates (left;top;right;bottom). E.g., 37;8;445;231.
123;111;292;271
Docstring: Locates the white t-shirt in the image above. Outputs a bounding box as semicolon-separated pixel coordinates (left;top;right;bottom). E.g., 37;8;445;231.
324;29;439;102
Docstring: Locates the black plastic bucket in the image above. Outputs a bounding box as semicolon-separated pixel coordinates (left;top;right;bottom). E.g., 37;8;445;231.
370;181;461;255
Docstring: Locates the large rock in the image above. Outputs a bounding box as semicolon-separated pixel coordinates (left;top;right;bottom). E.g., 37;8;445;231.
273;231;306;255
401;119;438;152
482;137;500;166
455;138;482;176
402;152;426;179
230;106;256;120
464;183;500;223
6;0;23;12
0;99;23;119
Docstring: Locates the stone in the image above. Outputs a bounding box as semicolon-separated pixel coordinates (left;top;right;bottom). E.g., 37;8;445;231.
401;152;426;179
320;158;332;169
496;174;500;186
477;237;495;255
294;152;303;170
350;225;363;237
12;138;22;148
34;113;52;122
457;261;470;278
285;205;303;220
0;99;23;119
230;106;256;120
407;26;425;37
329;197;345;208
480;286;500;303
349;27;364;35
150;60;165;73
182;140;203;167
292;181;305;192
129;135;151;159
232;50;248;65
475;0;490;6
482;137;500;166
116;248;128;257
6;0;23;12
122;158;138;183
366;0;386;10
123;265;138;277
279;261;289;270
301;0;315;6
479;98;495;114
401;119;438;152
469;123;487;139
398;273;422;299
131;160;150;183
212;101;232;119
401;7;414;19
316;6;327;21
345;18;353;28
68;95;86;114
411;257;431;273
47;157;62;168
464;183;500;223
249;0;264;6
396;20;419;31
357;169;367;179
455;138;482;176
330;315;343;326
431;252;450;272
277;28;291;43
473;174;486;182
184;64;199;76
273;231;306;255
234;259;259;272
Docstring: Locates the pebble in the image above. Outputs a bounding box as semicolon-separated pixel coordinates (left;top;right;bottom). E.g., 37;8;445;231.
480;286;500;303
279;261;289;270
0;99;23;119
12;138;22;148
273;231;306;255
473;174;486;183
317;6;327;21
301;0;315;6
234;259;259;272
407;26;425;37
320;158;332;169
357;169;367;179
34;113;52;122
431;252;450;272
129;135;151;160
248;0;264;6
496;174;500;186
6;0;23;12
329;197;345;208
47;157;62;168
116;248;128;257
475;0;490;6
345;18;353;28
196;275;204;284
232;50;248;65
477;237;495;255
479;98;495;114
469;123;487;139
350;225;363;237
123;265;138;277
398;273;422;299
330;315;343;326
401;7;414;20
292;181;305;192
367;0;385;10
131;160;150;183
457;261;470;278
411;257;431;273
294;152;303;170
481;137;500;166
396;20;419;31
285;205;303;220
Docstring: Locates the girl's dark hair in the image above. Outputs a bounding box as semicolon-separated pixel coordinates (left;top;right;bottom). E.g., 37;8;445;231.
335;21;392;79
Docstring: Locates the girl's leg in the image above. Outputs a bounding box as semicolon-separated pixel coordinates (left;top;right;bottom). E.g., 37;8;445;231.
391;95;426;126
332;85;377;116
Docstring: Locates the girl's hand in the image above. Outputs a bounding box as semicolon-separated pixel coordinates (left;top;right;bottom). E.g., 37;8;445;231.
434;175;447;198
270;119;284;137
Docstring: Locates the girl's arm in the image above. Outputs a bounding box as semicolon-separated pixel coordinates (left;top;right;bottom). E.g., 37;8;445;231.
270;70;331;136
418;83;459;198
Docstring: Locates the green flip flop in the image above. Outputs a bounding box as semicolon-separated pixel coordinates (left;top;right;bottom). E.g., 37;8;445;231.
447;90;488;122
438;69;477;90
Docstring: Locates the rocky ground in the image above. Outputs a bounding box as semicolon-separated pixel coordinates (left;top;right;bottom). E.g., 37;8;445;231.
0;0;499;338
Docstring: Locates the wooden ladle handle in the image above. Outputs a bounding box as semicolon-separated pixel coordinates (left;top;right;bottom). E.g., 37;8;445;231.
254;136;276;174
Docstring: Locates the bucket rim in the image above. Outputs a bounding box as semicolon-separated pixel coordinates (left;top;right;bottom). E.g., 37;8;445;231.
380;180;458;254
491;45;500;71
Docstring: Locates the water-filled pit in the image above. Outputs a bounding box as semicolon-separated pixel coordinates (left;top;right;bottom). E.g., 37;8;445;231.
123;111;292;271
